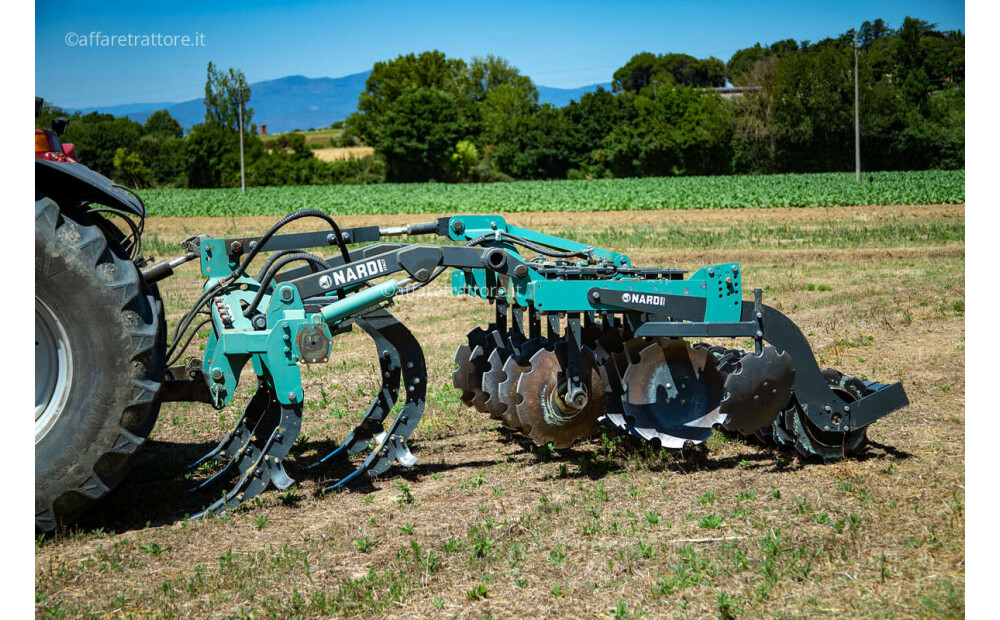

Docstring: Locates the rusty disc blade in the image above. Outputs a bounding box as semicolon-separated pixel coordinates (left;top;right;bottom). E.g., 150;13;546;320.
515;343;607;449
498;354;531;430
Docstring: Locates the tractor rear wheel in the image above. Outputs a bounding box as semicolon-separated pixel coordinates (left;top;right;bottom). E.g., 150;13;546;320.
35;197;165;532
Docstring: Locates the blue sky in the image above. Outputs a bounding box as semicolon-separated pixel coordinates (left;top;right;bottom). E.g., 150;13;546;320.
35;0;965;109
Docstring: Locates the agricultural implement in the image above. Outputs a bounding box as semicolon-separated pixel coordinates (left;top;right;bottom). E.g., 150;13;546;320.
36;163;909;531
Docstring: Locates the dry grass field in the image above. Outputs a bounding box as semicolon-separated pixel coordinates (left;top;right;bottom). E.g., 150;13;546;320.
35;205;964;619
313;147;376;162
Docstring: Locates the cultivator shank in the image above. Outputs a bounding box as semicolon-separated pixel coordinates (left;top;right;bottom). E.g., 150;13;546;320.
167;210;908;515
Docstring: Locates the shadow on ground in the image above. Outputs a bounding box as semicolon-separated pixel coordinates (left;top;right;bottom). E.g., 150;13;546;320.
70;429;911;535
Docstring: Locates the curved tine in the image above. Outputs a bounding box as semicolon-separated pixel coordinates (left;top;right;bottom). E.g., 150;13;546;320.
191;442;272;519
190;455;242;492
193;401;303;517
362;311;425;474
323;431;392;492
323;312;427;491
188;379;269;469
307;312;402;469
323;457;371;491
266;459;295;490
191;390;279;492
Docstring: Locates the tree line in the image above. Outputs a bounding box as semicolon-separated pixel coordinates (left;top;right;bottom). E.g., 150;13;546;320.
37;16;962;189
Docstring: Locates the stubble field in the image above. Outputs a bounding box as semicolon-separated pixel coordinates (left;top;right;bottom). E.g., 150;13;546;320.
35;204;965;619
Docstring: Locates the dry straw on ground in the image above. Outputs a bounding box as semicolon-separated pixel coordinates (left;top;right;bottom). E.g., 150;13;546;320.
36;205;964;618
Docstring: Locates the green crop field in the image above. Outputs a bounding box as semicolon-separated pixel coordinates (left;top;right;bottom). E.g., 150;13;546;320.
141;170;965;217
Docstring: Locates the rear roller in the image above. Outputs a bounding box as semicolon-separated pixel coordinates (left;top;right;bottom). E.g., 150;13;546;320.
784;369;870;460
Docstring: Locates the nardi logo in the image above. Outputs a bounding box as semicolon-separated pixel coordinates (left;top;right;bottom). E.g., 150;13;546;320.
622;292;666;306
319;259;389;289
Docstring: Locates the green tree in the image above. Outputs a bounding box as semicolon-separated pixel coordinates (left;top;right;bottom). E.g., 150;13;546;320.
113;147;151;188
612;52;660;93
727;40;801;85
563;87;631;175
184;123;263;188
769;39;801;55
446;140;479;181
771;41;855;171
730;58;780;173
136;133;186;187
614;52;725;94
468;55;536;101
603;87;732;177
143;109;183;138
858;18;892;49
480;82;538;145
203;61;254;133
492;105;578;179
727;44;771;85
347;51;471;146
61;113;144;179
378;87;467;182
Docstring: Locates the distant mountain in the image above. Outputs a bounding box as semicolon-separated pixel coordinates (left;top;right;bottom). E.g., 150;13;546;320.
76;101;178;117
537;83;611;108
69;72;610;134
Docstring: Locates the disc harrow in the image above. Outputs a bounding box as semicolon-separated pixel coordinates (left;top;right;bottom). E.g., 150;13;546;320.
158;211;908;516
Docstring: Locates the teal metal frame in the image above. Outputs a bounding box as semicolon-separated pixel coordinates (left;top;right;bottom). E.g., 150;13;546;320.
198;215;748;411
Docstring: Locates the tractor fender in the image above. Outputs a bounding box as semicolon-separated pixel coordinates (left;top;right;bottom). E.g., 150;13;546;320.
35;158;146;218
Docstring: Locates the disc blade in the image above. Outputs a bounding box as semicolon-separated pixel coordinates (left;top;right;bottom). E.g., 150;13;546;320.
621;339;725;448
498;354;531;430
515;343;606;449
482;348;508;420
720;347;795;435
467;344;492;413
451;343;477;406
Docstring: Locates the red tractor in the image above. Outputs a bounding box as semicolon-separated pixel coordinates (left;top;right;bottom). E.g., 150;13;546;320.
35;97;77;162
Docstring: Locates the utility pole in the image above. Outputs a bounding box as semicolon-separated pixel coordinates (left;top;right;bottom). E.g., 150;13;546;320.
854;33;861;182
238;90;246;194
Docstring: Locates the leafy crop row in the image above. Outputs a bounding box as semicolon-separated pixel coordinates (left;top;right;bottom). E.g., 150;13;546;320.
141;170;964;217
